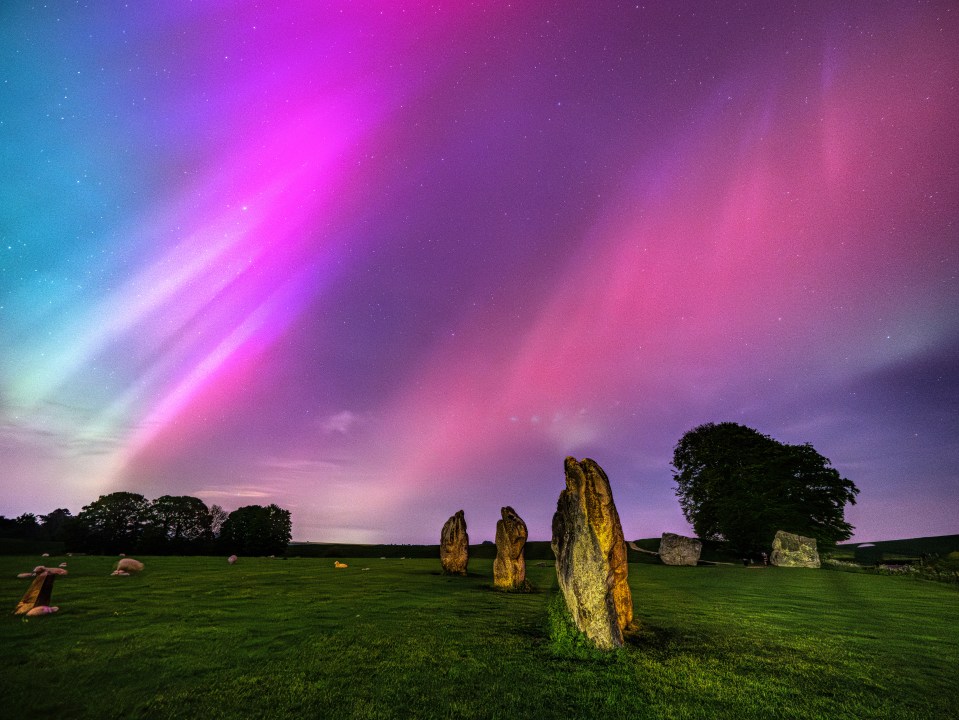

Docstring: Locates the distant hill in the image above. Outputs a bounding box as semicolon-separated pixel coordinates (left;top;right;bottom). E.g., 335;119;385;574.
836;534;959;558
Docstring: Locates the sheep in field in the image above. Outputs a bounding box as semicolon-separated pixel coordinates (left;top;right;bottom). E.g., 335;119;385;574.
115;558;144;573
25;605;59;617
228;555;238;565
58;563;67;568
33;566;68;576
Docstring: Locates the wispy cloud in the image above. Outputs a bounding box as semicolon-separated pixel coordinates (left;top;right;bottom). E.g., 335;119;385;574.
321;410;360;435
195;487;273;499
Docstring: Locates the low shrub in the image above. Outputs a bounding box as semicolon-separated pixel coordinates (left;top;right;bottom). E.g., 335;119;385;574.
823;558;865;572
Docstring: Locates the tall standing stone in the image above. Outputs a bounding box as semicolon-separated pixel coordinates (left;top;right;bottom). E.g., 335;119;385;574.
551;457;633;649
440;510;469;575
493;506;529;591
770;530;821;568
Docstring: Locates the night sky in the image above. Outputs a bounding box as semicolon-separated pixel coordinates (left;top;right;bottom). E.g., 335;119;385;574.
1;2;957;544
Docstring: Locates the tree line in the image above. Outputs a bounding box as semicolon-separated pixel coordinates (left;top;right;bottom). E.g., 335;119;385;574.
0;493;291;556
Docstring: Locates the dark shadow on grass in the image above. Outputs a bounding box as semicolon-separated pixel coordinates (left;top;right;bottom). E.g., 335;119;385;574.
624;622;684;652
425;570;487;578
475;583;543;594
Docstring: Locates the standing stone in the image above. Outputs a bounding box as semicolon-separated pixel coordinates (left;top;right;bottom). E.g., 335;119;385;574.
770;530;821;568
493;506;529;591
14;572;56;616
440;510;469;575
551;457;633;649
658;532;702;566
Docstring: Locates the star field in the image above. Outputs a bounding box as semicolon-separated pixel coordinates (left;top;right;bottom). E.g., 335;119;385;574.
1;1;957;543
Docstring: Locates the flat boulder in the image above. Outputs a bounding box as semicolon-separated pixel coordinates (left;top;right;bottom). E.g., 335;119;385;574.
440;510;469;575
493;506;529;591
659;532;702;566
551;457;633;649
770;530;821;568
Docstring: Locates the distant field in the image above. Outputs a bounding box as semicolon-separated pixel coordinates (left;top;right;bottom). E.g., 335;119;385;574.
287;540;558;561
2;554;957;719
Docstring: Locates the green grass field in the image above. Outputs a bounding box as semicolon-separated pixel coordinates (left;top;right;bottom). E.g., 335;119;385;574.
2;555;957;719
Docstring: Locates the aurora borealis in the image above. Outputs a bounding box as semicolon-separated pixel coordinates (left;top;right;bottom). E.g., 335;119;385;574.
1;2;956;543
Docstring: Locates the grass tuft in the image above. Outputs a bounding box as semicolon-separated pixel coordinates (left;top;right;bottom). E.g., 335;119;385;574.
545;592;622;662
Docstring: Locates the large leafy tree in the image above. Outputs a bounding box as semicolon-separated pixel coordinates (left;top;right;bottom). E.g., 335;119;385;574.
0;513;42;540
150;496;212;541
672;422;859;553
76;492;151;554
143;495;214;553
220;504;291;556
39;508;73;542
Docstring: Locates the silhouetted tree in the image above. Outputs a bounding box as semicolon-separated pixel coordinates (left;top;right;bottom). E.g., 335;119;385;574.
672;422;859;553
143;495;213;553
15;513;42;540
220;504;291;556
39;508;73;542
76;492;151;554
0;514;42;540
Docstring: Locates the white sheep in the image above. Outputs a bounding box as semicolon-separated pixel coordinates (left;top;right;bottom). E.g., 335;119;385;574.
25;605;59;617
33;566;68;576
58;562;67;568
115;558;144;573
228;555;238;565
